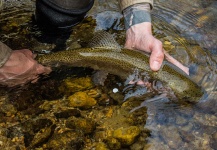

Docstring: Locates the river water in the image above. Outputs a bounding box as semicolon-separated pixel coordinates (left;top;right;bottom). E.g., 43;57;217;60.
0;0;216;149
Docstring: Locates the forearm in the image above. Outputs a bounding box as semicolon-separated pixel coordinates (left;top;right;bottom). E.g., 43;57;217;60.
0;42;12;67
118;0;153;11
121;1;165;72
123;3;152;31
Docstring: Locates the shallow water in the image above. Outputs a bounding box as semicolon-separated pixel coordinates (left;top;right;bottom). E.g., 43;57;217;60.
0;0;217;149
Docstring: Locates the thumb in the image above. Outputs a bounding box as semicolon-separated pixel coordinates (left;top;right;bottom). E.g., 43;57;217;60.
149;42;164;71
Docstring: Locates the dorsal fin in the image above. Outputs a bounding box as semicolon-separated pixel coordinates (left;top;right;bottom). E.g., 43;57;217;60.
88;31;122;51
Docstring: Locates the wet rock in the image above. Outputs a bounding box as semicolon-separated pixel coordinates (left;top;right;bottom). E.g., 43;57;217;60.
97;93;112;106
0;134;26;149
101;74;125;104
28;125;55;148
181;122;194;132
0;135;9;147
195;95;217;114
192;121;202;130
143;138;169;150
106;137;121;150
94;131;108;142
7;126;25;141
211;131;217;149
155;112;168;125
46;130;84;150
66;117;96;134
27;119;53;134
21;101;45;116
16;118;54;147
0;127;8;137
194;112;217;127
193;133;212;150
86;88;102;98
68;92;97;108
108;91;124;105
163;40;176;53
177;107;195;119
175;115;188;126
94;107;132;131
175;46;190;64
59;77;94;95
95;142;109;150
130;131;150;150
178;130;195;143
54;109;81;118
0;103;17;117
130;141;145;150
39;100;67;111
160;126;184;149
92;106;145;149
113;126;140;146
199;125;217;135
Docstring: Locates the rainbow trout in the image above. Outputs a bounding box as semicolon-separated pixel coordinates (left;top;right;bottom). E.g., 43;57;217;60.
36;32;204;102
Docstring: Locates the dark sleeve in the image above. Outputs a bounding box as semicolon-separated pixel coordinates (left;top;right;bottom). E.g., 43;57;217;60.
35;0;94;31
0;42;12;67
41;0;94;14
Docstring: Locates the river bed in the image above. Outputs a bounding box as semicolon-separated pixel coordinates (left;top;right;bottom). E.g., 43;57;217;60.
0;0;216;149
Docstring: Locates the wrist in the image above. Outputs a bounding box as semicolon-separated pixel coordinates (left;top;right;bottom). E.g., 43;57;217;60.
123;3;151;30
127;22;152;35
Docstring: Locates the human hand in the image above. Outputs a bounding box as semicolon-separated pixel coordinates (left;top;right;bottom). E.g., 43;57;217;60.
0;49;51;87
124;22;164;71
124;22;189;75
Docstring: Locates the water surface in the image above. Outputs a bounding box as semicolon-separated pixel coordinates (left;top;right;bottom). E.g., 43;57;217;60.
0;0;216;149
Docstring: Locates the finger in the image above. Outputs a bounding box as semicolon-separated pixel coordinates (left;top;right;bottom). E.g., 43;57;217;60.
149;41;164;71
36;64;52;75
18;49;34;58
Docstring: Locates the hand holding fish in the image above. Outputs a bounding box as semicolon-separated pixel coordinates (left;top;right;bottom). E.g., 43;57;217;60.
123;3;189;74
0;49;51;87
125;22;164;71
124;22;189;75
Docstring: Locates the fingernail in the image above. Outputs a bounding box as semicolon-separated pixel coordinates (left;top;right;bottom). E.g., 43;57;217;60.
152;61;160;70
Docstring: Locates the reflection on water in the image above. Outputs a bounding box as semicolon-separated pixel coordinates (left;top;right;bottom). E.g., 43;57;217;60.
153;0;217;54
0;0;217;149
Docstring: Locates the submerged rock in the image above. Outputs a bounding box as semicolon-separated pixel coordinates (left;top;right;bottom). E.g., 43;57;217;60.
68;91;97;108
113;126;141;146
45;130;84;150
160;126;184;149
95;142;109;150
66;117;96;134
54;108;81;118
106;137;121;150
59;77;94;95
28;125;55;148
211;131;217;149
